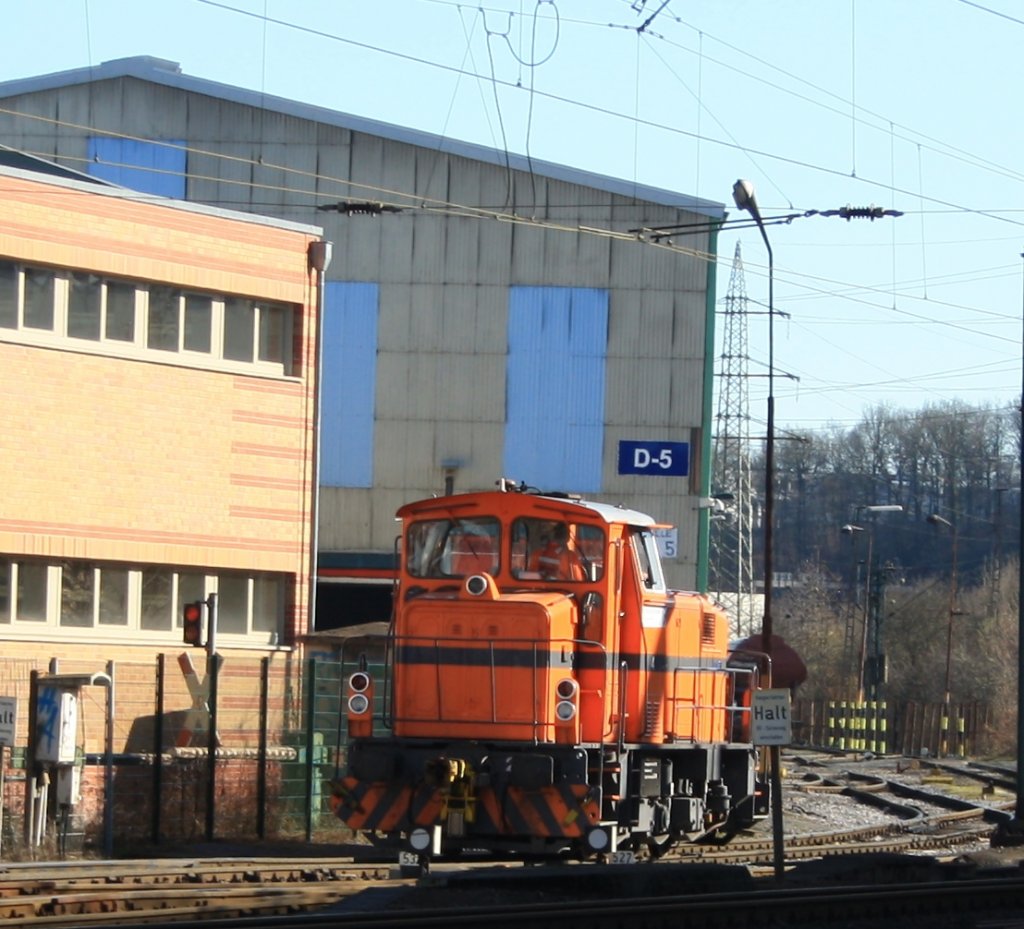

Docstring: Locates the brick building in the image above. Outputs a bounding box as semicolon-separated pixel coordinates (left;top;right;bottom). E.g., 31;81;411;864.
0;57;725;627
0;154;328;852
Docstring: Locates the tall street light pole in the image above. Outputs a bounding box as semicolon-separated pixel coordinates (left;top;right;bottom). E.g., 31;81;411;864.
993;252;1024;846
731;179;784;882
854;504;903;702
927;513;958;706
733;180;776;652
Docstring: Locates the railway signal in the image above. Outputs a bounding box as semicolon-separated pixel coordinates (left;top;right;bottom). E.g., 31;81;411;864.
182;600;205;647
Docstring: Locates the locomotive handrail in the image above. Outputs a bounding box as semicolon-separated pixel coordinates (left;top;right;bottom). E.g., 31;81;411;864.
617;659;629;753
654;663;760;744
386;633;610;740
728;648;773;690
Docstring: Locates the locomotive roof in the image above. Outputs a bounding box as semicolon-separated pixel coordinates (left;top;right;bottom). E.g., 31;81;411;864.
397;490;658;528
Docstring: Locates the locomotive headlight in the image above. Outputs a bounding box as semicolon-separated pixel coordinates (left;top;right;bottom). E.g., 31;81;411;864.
555;700;577;722
555;678;579;700
586;827;610;851
347;693;370;715
349;671;371;693
409;827;432;852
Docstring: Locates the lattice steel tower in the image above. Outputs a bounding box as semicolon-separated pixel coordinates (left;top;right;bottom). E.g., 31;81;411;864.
710;241;757;637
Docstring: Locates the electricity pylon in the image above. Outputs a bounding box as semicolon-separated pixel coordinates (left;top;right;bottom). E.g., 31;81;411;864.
710;241;757;638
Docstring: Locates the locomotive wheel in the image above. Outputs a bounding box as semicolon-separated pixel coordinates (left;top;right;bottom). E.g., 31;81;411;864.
703;822;741;846
644;832;677;859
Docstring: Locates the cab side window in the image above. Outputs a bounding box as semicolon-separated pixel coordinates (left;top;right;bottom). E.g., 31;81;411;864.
631;528;666;592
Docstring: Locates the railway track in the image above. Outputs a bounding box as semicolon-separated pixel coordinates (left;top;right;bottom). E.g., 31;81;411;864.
0;858;399;925
2;754;1019;926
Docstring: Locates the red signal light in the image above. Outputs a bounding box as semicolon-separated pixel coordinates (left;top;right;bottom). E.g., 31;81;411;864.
182;601;204;647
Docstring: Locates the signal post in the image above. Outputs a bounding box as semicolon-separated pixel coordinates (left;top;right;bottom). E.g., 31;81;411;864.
182;595;220;841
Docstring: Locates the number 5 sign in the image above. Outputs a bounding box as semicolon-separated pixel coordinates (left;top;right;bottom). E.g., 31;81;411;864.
617;440;689;477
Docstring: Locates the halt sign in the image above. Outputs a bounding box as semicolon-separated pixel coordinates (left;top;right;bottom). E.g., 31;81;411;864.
751;689;791;745
0;697;17;748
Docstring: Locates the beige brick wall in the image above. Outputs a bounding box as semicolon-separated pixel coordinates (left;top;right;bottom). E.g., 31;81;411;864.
0;171;322;643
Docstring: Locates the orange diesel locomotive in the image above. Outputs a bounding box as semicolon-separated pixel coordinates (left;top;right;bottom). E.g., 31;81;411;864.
331;482;768;862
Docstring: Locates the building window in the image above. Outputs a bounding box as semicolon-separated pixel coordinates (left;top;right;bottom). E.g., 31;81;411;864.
0;261;18;329
60;561;95;627
99;568;129;625
183;293;212;353
177;572;207;625
141;569;173;631
68;272;102;340
252;575;282;633
0;559;9;623
218;574;249;634
105;280;137;342
2;557;287;643
223;297;254;362
16;562;48;622
24;267;55;331
0;258;297;377
258;303;289;365
147;284;180;351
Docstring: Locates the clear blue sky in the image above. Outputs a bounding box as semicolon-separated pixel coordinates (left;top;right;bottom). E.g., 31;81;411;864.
2;0;1022;433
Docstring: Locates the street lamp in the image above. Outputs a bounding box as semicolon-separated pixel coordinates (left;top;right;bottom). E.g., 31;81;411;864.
732;180;776;652
840;522;866;697
842;504;903;702
927;513;958;706
992;252;1024;845
731;179;782;881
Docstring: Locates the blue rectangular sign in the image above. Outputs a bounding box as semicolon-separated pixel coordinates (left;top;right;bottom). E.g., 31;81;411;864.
618;441;689;477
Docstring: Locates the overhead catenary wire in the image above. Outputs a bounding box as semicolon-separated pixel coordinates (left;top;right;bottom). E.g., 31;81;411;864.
4;0;1022;424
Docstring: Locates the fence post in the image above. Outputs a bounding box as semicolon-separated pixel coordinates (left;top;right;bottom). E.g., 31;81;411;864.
257;657;269;839
24;670;39;850
305;659;317;842
153;654;165;845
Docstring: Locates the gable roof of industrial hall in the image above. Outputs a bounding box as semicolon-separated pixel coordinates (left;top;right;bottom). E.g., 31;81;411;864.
0;55;726;221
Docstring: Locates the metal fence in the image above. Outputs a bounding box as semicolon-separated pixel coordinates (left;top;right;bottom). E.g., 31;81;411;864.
792;697;991;757
0;646;992;860
0;641;388;860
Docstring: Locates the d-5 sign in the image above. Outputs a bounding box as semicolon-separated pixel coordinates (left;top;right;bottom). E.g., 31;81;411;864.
617;441;689;477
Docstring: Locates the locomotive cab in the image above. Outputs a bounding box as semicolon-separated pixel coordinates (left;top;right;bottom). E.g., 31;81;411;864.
330;484;768;863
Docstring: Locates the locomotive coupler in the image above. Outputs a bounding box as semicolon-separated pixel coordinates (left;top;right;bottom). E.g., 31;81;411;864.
425;756;478;836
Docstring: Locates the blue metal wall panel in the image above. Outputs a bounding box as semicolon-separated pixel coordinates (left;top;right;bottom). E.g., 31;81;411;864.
505;287;608;492
87;138;187;198
320;282;379;488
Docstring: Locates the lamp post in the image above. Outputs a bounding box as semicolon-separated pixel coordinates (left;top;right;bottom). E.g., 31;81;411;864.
840;522;867;697
927;513;958;706
841;505;902;701
732;181;775;652
731;179;783;881
991;252;1024;845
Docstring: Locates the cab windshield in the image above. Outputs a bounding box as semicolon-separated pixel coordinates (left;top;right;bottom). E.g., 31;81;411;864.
406;517;500;578
510;518;604;582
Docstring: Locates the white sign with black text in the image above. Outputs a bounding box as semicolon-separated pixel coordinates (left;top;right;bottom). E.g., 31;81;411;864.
0;697;17;748
751;689;792;745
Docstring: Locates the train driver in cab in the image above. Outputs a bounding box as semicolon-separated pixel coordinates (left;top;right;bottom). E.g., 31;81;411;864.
529;521;585;581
